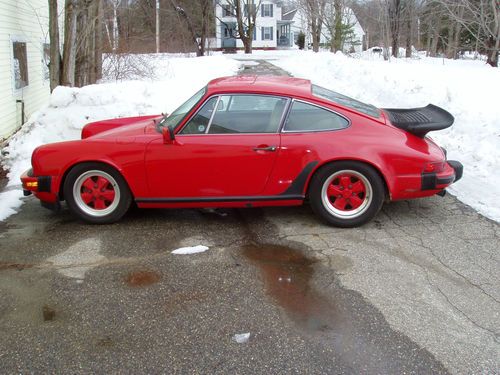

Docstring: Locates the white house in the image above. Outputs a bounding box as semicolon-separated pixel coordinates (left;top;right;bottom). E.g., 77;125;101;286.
0;0;54;140
215;0;294;50
287;6;365;53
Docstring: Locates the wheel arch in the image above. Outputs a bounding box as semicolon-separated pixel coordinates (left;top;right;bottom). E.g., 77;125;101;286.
305;158;391;200
58;160;133;200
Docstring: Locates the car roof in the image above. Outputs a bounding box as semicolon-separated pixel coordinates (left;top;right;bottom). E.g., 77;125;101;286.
207;76;312;98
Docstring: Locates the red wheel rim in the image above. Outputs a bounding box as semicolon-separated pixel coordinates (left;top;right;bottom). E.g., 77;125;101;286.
326;173;367;212
80;176;116;210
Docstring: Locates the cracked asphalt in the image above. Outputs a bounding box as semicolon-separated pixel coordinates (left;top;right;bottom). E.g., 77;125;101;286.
0;60;498;374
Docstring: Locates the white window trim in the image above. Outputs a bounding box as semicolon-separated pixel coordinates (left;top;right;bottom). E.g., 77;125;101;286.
10;35;29;95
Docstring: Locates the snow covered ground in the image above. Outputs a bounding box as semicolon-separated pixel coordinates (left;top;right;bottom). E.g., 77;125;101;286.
0;54;240;220
1;50;499;222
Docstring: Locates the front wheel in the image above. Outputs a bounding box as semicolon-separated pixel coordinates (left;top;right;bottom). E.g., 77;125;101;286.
64;163;132;224
309;162;385;227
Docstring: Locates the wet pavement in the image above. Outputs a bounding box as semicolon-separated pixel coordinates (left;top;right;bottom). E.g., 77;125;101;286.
0;60;499;373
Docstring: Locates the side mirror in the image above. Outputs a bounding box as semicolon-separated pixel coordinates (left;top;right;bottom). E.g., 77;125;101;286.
162;126;175;144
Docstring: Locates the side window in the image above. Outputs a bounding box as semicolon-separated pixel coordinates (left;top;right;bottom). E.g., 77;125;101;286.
180;97;218;134
284;101;349;132
13;41;29;89
208;95;287;134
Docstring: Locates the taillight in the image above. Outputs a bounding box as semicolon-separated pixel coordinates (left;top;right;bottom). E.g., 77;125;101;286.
423;161;446;173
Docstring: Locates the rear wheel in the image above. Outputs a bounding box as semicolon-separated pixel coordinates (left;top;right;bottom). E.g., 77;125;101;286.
64;163;131;224
309;162;385;227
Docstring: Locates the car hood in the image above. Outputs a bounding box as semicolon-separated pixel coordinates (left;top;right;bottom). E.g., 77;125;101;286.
81;115;162;139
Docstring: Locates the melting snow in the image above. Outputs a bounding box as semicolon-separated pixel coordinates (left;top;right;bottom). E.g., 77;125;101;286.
232;332;251;344
171;245;209;255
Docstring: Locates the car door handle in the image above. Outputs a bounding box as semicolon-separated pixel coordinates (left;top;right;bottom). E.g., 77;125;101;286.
253;146;277;152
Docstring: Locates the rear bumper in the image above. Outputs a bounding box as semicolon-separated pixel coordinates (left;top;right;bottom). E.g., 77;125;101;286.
421;160;463;190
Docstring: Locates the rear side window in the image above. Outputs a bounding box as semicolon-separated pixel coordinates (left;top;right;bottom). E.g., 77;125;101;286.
284;101;349;132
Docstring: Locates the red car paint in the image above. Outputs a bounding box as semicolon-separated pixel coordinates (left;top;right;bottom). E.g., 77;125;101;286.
21;76;459;213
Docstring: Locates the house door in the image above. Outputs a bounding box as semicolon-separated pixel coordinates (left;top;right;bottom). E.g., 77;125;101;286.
221;24;236;48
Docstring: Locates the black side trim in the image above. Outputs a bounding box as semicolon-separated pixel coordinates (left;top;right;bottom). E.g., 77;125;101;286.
280;161;319;196
136;195;304;204
421;173;436;190
38;176;52;192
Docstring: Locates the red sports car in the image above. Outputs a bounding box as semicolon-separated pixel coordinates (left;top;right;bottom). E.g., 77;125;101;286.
21;76;462;227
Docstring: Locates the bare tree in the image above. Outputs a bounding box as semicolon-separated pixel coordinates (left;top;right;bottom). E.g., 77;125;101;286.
301;0;327;52
387;0;402;57
438;0;499;66
61;0;78;86
170;0;212;56
48;0;61;92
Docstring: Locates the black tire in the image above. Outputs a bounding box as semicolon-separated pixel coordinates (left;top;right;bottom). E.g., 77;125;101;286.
309;161;385;227
63;162;132;224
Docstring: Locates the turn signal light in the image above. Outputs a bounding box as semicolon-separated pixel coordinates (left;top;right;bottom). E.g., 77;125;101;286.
26;181;38;188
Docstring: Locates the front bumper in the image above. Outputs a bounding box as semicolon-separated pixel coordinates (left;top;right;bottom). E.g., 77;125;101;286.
20;168;59;206
421;160;463;190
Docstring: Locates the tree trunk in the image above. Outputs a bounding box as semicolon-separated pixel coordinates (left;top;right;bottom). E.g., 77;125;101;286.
405;2;412;58
48;0;61;92
333;0;343;52
486;35;499;67
94;0;103;82
61;0;77;86
429;16;440;57
388;0;401;58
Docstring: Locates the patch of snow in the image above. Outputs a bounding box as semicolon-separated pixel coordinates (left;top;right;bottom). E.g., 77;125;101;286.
232;332;251;343
0;54;240;222
271;51;500;222
171;245;209;255
47;237;105;281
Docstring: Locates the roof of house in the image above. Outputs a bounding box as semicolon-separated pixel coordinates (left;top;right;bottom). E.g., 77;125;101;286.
207;76;312;98
281;9;297;21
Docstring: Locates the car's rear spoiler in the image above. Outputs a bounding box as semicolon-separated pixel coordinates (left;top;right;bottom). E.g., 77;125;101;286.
383;104;454;138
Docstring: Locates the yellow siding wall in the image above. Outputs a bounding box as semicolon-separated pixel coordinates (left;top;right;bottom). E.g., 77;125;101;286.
0;0;51;140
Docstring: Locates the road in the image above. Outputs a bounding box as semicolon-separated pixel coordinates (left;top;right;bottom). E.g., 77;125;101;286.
0;59;498;374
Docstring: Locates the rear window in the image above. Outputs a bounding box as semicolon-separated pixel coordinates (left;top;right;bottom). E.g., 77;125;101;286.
312;85;380;118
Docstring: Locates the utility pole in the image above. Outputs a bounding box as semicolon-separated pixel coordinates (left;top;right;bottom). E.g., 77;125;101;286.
156;0;160;53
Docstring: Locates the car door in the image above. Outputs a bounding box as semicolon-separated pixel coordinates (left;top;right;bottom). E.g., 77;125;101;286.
145;94;288;198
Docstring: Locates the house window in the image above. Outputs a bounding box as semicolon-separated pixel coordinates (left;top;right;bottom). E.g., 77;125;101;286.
13;41;28;89
261;27;273;41
243;2;256;17
42;43;50;82
261;3;273;17
222;4;233;17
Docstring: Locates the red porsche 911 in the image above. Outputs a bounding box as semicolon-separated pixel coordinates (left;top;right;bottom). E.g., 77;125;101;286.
21;76;462;227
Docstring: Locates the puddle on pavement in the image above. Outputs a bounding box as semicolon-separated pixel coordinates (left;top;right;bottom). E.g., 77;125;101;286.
241;244;340;332
125;270;160;287
241;243;450;373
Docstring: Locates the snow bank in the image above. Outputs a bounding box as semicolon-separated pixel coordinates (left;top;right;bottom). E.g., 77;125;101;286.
0;54;240;221
272;51;500;222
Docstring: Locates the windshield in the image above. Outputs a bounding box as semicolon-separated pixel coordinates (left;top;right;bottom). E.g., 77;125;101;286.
312;85;380;118
158;86;207;130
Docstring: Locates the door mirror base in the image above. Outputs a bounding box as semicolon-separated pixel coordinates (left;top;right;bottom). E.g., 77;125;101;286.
162;126;176;144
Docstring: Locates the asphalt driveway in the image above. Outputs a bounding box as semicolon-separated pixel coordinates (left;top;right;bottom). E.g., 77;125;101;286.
0;60;498;374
